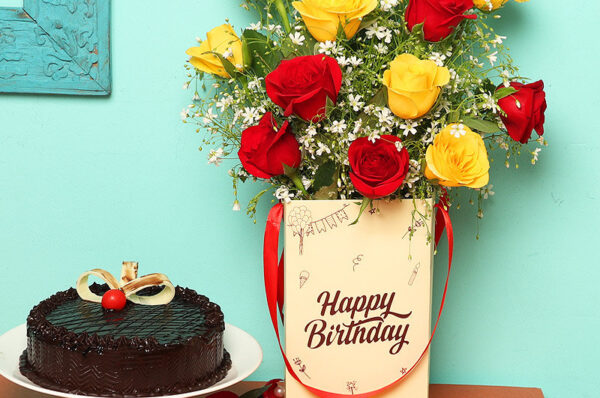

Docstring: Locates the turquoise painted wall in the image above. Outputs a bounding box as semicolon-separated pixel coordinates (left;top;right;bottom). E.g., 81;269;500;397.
0;1;597;397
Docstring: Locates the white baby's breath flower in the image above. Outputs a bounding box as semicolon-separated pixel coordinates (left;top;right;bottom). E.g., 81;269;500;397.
202;108;217;125
495;136;509;150
429;52;447;67
208;148;224;166
215;94;234;113
316;142;331;156
232;200;241;211
487;51;498;66
348;56;363;67
275;186;295;203
477;184;495;200
480;93;498;113
192;92;200;101
266;24;284;35
469;55;484;68
492;35;507;46
368;130;381;143
394;141;404;151
180;108;190;120
537;136;548;146
241;107;262;126
336;56;350;67
289;32;306;46
248;22;262;31
222;48;233;59
318;41;338;55
400;121;418;136
376;107;395;128
374;43;388;54
302;177;312;190
484;184;495;199
247;77;263;91
182;82;190;90
348;94;365;112
365;24;392;43
402;159;421;189
450;123;467;138
531;148;542;164
380;0;399;12
500;70;511;87
331;120;347;134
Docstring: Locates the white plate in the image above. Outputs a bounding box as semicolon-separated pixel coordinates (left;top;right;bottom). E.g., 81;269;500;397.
0;323;262;398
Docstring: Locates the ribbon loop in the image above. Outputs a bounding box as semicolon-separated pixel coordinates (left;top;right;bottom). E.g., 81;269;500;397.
76;262;175;306
76;269;121;303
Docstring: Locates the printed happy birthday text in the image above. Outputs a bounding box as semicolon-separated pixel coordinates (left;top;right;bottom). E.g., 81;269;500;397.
304;290;412;355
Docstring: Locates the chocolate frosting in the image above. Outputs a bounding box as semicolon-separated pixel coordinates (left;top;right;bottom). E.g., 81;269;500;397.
20;284;231;397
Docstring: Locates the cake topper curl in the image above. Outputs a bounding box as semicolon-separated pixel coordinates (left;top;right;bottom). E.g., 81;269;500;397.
76;261;175;307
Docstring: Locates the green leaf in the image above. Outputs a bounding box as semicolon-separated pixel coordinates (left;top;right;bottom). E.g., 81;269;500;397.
325;96;336;114
336;21;347;41
369;86;388;107
242;30;284;77
283;163;311;198
242;36;253;69
312;160;337;191
313;184;338;200
447;110;460;123
209;52;239;79
282;163;298;178
494;86;518;100
357;14;379;34
408;22;425;42
280;39;296;58
350;197;372;226
462;117;501;133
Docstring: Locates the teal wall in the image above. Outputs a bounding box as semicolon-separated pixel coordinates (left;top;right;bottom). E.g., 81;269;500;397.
0;1;597;397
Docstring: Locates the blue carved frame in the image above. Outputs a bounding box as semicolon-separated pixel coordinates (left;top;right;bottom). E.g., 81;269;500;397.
0;0;110;95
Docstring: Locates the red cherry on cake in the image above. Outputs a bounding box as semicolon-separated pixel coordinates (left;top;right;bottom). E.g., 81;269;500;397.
101;289;127;311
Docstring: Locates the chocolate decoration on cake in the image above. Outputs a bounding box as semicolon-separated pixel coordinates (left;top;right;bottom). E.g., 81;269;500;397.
20;262;231;397
76;261;176;308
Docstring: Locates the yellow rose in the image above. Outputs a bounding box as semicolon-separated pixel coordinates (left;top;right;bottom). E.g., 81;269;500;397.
186;24;243;78
292;0;378;42
383;54;450;120
473;0;529;12
425;123;490;188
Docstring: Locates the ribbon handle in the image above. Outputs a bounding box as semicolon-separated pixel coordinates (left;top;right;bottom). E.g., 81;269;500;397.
264;201;454;398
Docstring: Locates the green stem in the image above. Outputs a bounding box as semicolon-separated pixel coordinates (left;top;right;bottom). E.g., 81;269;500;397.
350;197;372;225
289;171;310;198
274;0;292;34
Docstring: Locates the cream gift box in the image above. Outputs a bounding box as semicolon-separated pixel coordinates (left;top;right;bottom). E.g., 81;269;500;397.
283;199;435;397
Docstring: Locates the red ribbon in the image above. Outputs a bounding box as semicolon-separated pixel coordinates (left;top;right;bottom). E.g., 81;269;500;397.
264;201;454;398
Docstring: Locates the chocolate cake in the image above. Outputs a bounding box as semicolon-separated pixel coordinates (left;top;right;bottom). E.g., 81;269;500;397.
20;283;231;397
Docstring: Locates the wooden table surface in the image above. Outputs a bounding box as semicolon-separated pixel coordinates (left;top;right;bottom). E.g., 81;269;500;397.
0;377;544;397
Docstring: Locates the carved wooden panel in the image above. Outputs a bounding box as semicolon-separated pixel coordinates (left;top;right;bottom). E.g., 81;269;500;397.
0;0;110;95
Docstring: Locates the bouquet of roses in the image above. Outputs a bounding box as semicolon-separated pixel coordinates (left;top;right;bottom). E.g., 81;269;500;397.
182;0;547;225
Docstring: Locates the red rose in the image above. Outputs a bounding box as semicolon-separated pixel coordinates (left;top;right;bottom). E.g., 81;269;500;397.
348;136;410;199
497;80;547;144
238;112;301;179
406;0;476;42
266;55;342;122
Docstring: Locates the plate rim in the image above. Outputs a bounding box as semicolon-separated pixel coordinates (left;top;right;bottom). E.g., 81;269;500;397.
0;323;263;398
